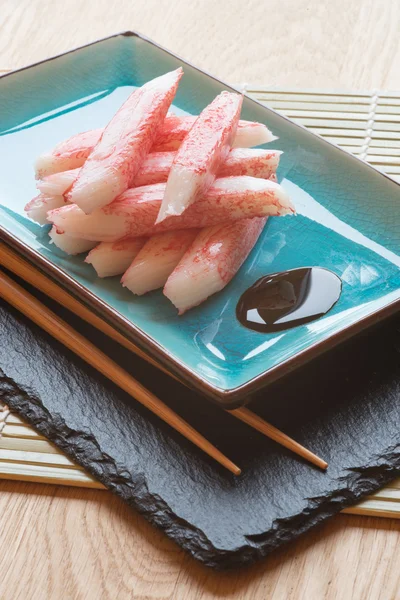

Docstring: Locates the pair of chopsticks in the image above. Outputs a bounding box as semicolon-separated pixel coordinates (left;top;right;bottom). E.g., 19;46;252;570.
0;242;328;473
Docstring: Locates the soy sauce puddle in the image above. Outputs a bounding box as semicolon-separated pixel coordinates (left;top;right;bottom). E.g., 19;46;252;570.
236;267;342;333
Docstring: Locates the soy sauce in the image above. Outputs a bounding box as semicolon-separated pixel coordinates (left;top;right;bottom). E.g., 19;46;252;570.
236;267;342;333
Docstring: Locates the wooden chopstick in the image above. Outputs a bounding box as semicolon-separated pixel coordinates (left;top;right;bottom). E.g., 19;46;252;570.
0;243;328;470
229;408;328;470
0;269;241;476
0;243;179;381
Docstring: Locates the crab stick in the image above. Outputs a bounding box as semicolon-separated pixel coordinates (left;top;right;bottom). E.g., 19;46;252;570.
85;239;146;277
122;229;198;295
67;68;183;214
35;148;282;197
164;218;267;314
35;129;102;179
156;92;243;222
47;177;293;242
35;118;276;179
25;194;67;225
49;227;96;255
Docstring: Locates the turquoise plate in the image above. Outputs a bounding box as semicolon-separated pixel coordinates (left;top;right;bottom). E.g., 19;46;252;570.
0;32;399;408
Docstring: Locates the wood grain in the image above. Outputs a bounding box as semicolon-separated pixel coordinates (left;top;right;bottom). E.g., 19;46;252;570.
0;481;399;600
1;0;400;90
1;0;400;597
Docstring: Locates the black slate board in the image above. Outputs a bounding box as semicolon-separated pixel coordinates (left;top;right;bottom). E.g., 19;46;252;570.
1;273;399;569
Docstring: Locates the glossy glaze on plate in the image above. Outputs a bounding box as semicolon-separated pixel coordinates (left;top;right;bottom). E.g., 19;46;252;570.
0;32;399;406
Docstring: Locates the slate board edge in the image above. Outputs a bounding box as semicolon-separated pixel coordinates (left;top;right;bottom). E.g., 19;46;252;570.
1;370;399;569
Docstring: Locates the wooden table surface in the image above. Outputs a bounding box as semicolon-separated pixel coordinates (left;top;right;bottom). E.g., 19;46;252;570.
1;1;400;598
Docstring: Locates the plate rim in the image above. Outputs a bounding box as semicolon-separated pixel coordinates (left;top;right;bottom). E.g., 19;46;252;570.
1;30;399;408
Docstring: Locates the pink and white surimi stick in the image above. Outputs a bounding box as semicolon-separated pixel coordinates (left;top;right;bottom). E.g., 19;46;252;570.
67;68;183;214
121;229;198;295
36;155;174;198
37;169;79;196
218;148;281;178
35;148;282;197
49;227;96;255
47;177;294;242
25;194;67;226
85;239;146;278
34;118;276;179
164;218;267;314
156;92;243;223
34;129;103;179
27;150;281;225
157;116;276;150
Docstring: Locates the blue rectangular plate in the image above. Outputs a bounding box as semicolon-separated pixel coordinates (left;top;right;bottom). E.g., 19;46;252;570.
0;32;399;408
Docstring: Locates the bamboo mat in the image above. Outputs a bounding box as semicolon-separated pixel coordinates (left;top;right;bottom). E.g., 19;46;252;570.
0;87;399;519
245;87;400;183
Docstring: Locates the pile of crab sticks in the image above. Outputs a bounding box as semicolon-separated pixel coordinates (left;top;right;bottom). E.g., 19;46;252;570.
26;68;294;314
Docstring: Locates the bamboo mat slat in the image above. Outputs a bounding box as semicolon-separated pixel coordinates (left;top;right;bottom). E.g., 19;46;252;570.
0;86;399;518
246;86;400;172
1;424;46;440
0;435;73;454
